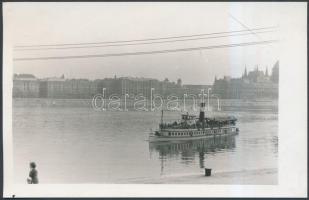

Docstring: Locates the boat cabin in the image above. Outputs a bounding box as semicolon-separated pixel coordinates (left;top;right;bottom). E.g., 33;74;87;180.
181;114;196;121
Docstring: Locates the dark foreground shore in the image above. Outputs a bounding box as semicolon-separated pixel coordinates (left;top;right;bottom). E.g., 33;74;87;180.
117;168;277;184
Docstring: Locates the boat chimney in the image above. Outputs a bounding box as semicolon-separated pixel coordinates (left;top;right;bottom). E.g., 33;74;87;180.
199;102;205;122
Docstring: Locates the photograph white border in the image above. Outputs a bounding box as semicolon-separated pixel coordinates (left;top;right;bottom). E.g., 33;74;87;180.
2;2;307;197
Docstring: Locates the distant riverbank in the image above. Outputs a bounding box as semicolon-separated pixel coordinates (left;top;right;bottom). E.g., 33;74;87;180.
13;98;278;112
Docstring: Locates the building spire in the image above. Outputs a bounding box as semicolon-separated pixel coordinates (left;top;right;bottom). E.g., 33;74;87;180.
244;66;248;77
265;66;269;76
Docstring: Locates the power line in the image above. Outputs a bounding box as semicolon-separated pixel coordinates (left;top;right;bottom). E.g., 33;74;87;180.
14;26;276;48
14;30;275;51
229;13;265;40
228;13;277;55
14;40;278;61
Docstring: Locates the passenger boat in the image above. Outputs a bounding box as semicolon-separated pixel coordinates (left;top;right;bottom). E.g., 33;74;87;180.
149;102;239;142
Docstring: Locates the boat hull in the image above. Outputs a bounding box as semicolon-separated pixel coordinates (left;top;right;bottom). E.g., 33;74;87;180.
148;126;239;142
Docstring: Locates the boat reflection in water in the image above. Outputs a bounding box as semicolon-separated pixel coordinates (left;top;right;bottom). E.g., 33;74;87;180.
149;135;236;173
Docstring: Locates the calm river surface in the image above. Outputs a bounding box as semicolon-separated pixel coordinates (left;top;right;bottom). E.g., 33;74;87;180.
13;99;278;184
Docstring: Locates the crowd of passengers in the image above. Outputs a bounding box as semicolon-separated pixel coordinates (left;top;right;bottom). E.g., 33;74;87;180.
160;119;236;130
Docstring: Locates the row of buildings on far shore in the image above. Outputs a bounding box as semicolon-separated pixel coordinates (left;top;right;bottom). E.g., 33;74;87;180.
13;61;279;99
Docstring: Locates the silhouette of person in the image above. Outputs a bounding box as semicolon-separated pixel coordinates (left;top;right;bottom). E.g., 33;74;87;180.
27;162;39;184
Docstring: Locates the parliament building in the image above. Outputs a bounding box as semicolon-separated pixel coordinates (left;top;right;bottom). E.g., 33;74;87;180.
212;61;279;99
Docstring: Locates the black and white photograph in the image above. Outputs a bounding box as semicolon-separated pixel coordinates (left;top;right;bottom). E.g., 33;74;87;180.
2;2;307;198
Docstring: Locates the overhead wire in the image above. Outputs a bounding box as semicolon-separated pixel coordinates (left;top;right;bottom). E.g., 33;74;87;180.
14;26;276;49
14;29;275;51
14;40;278;61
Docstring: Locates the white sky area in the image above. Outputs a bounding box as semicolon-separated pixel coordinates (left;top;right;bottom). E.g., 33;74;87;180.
3;2;298;84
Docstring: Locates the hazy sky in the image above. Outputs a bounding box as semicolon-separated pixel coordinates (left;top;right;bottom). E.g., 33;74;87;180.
4;2;299;84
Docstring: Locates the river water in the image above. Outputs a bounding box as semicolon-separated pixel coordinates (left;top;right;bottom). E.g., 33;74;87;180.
13;99;278;184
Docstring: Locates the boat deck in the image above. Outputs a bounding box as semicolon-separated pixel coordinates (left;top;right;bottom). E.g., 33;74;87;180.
149;127;238;142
